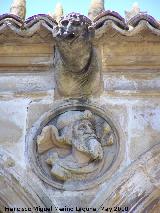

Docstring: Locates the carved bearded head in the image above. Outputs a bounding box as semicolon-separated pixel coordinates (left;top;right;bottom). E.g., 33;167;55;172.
56;13;92;40
56;110;103;160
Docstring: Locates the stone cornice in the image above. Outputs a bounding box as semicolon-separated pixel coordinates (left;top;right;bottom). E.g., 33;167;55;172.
0;12;159;41
0;14;57;39
0;12;160;74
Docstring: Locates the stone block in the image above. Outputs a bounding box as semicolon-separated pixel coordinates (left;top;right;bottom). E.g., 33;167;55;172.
0;99;30;165
103;73;160;91
129;101;160;161
0;72;55;93
100;97;129;138
26;99;54;130
99;97;129;165
0;99;29;146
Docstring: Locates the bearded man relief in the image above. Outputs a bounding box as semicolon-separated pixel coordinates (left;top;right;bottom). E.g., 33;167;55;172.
53;13;102;97
37;110;114;181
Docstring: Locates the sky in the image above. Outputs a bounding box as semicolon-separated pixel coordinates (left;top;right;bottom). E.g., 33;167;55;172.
0;0;160;20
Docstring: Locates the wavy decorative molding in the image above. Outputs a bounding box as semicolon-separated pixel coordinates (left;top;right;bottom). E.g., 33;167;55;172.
93;10;129;30
0;14;57;37
0;12;160;38
128;13;160;29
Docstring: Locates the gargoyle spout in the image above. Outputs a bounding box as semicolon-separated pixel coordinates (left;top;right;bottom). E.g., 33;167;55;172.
53;13;93;73
53;13;102;97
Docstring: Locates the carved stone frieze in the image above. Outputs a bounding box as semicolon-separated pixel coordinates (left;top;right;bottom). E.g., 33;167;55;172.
26;100;123;191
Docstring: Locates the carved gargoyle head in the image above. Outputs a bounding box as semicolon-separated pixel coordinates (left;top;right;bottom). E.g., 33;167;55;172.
53;13;95;77
55;13;92;41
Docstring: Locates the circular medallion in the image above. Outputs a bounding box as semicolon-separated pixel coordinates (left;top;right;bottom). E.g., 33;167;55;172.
26;100;123;190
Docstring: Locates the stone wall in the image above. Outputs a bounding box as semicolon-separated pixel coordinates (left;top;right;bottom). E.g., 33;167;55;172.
0;13;160;212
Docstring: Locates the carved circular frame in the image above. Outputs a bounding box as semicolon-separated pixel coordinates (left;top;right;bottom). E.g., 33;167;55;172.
26;99;125;191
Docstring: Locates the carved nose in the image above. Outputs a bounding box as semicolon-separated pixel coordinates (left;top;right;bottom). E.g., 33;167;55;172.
66;22;73;32
84;126;94;134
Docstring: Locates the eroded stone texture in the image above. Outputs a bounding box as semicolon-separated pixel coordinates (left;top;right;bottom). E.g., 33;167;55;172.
99;97;129;164
0;151;58;213
0;72;55;93
0;99;30;166
129;101;160;161
0;9;160;213
90;144;160;213
26;99;54;130
37;110;112;181
0;99;28;145
27;101;120;191
53;13;102;97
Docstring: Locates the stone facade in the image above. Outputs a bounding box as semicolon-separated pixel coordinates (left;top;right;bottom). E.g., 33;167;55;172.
0;9;160;213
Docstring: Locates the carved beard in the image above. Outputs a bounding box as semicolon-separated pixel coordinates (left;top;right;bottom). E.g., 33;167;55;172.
72;135;102;160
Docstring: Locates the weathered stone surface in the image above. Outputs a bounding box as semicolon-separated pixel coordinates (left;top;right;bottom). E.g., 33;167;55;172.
90;143;160;212
99;97;130;165
101;40;160;71
0;72;55;93
26;99;54;130
0;9;160;213
0;44;54;72
103;72;160;91
0;99;28;145
0;151;58;213
27;100;122;191
36;109;114;181
53;13;102;97
129;101;160;161
100;96;160;163
0;99;30;165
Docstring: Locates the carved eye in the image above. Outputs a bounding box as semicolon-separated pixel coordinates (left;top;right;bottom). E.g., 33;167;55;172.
61;20;69;26
78;124;86;131
88;123;93;129
72;21;81;26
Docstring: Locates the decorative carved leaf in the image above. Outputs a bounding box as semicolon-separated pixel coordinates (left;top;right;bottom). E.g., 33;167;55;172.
50;126;71;148
37;126;54;154
37;125;71;154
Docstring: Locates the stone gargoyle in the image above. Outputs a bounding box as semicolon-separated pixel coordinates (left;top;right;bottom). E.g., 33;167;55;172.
52;13;102;97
